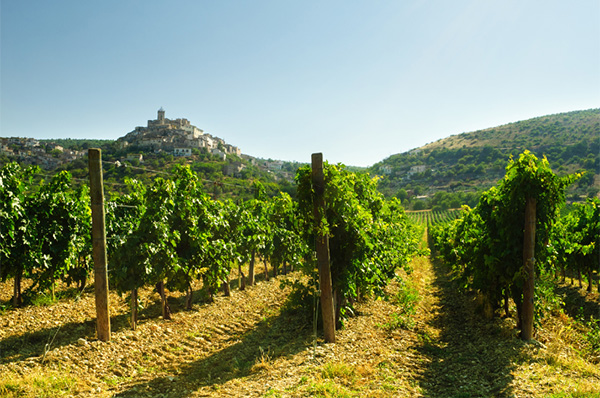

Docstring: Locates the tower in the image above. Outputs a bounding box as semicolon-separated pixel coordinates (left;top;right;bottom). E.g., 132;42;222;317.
158;107;165;123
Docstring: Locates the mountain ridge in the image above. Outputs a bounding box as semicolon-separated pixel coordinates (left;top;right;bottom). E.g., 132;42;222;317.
420;108;598;151
2;109;598;204
368;108;599;208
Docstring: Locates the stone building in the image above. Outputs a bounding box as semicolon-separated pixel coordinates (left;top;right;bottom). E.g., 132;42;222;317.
119;109;240;157
174;148;192;157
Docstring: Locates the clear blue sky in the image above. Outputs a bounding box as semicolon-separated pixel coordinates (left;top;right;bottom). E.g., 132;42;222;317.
1;1;598;167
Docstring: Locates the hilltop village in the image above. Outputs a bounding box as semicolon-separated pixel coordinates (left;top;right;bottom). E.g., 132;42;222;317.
118;108;241;159
0;137;86;169
0;109;299;185
0;109;243;169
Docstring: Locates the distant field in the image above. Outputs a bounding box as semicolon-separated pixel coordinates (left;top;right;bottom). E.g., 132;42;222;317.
406;208;462;226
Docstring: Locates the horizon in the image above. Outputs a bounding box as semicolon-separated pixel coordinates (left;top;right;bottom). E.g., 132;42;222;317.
2;106;597;167
2;1;599;167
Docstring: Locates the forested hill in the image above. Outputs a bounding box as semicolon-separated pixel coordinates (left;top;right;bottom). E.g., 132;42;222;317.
369;109;599;208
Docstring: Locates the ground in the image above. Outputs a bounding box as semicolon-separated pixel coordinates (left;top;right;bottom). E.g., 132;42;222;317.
1;253;599;397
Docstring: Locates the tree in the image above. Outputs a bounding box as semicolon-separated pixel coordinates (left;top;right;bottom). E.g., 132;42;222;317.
167;165;212;307
22;171;90;299
396;188;408;202
106;178;146;329
268;192;308;276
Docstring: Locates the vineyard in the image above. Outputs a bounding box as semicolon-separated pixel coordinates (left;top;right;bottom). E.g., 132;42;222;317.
406;209;462;226
1;156;423;327
1;151;599;397
429;152;599;336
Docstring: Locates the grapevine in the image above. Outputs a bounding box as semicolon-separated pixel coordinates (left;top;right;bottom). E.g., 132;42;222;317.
431;151;580;338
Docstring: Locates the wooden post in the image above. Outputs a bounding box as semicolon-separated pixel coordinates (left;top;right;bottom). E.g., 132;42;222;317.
521;196;536;341
88;149;111;342
248;250;255;286
312;153;336;343
131;288;138;331
239;263;246;291
263;257;270;281
13;270;22;308
156;280;171;320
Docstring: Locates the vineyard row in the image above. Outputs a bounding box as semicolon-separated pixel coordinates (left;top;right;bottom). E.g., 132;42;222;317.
1;158;424;333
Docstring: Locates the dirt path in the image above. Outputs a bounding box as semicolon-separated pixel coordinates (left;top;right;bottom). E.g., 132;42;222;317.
413;254;600;398
413;256;522;397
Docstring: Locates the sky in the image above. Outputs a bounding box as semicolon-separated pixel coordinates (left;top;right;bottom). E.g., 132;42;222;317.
1;1;599;167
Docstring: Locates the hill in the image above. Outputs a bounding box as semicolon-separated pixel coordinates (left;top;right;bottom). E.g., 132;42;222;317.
369;109;599;209
0;109;308;200
0;143;302;203
57;144;302;201
2;108;597;204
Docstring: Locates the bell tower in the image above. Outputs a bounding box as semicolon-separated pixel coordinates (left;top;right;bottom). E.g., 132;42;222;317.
157;107;165;123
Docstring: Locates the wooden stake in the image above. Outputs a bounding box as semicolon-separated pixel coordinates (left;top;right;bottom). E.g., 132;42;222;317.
248;250;255;286
88;149;111;342
131;288;138;331
13;270;22;308
312;153;336;343
521;196;536;341
222;277;231;296
157;280;171;320
263;257;270;281
239;263;246;291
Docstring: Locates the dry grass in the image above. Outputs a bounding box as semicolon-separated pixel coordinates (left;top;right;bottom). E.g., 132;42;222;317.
1;255;599;397
0;368;82;398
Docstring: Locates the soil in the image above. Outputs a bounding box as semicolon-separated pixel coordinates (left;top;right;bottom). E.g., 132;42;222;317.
1;255;599;397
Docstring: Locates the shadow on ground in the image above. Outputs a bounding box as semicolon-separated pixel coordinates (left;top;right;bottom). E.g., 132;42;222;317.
555;281;600;323
0;267;288;368
113;306;313;397
414;257;524;398
0;293;187;365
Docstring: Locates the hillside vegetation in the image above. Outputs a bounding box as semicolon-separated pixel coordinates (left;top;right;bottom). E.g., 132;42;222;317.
370;109;599;209
62;144;300;201
3;109;598;206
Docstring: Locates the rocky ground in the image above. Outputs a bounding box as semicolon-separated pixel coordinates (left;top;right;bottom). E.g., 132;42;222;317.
1;254;599;397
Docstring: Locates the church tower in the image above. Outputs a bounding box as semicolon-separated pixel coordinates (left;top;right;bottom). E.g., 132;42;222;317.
158;107;165;123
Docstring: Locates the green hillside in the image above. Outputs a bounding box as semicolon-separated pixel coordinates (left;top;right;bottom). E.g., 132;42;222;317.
369;109;599;210
3;109;597;206
43;141;299;201
0;136;301;200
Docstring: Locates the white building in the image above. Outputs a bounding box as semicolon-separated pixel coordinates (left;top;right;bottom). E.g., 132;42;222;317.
126;153;144;162
407;165;427;177
211;148;226;160
174;148;192;157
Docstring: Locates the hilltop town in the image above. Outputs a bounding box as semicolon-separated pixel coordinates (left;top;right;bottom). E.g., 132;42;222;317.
0;109;303;193
118;108;241;159
0;109;242;170
0;137;86;169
